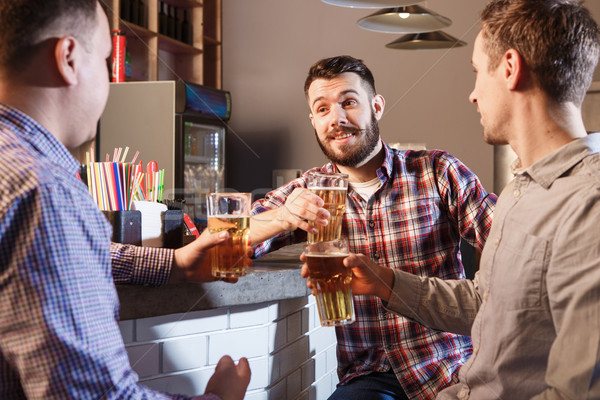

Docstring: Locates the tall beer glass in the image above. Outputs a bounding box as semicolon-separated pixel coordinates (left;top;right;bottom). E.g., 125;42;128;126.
207;192;251;278
307;171;348;243
305;238;355;326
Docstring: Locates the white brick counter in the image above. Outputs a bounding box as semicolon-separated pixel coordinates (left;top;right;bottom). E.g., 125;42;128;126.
119;295;339;399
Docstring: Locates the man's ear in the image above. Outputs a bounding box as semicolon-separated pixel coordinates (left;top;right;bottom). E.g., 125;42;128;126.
55;36;79;86
372;94;385;121
503;49;524;91
309;112;315;128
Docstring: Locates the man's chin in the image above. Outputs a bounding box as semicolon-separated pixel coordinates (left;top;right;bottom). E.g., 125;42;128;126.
482;132;508;146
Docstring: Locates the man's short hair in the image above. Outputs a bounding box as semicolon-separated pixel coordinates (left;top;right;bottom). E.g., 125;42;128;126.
480;0;600;105
304;55;377;98
0;0;98;73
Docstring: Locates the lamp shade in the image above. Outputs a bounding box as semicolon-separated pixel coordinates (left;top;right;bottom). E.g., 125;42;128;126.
386;31;467;49
322;0;423;8
358;5;452;33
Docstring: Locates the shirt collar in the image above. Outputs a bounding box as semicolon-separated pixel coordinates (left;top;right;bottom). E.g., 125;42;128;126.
518;132;600;189
0;103;80;175
380;140;394;178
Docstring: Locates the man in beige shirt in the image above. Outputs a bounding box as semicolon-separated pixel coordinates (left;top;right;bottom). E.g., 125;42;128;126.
301;0;600;398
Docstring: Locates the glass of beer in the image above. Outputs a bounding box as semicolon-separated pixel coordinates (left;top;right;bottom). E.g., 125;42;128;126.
207;192;251;278
305;238;355;327
307;171;348;243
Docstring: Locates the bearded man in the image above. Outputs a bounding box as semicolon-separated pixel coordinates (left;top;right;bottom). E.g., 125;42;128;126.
249;55;497;400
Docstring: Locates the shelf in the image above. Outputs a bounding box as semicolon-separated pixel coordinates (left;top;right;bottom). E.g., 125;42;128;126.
161;0;202;8
158;34;202;54
120;20;155;39
203;36;220;46
108;0;220;87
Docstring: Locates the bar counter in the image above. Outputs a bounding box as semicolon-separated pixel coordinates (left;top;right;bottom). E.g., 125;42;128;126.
117;246;310;320
115;243;339;399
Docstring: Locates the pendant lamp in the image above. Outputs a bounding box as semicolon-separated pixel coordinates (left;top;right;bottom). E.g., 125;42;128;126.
386;31;466;50
357;5;452;33
321;0;423;8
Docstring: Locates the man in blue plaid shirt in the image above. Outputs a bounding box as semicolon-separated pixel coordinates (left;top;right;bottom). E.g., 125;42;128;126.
0;1;250;398
250;56;497;400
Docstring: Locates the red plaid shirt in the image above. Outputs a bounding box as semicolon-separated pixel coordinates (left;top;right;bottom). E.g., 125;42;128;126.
252;142;496;400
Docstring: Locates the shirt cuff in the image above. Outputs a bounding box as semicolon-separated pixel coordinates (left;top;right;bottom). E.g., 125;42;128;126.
111;242;174;286
383;269;425;320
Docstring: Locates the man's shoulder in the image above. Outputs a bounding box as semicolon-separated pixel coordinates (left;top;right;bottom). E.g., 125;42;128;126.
0;129;53;207
388;146;462;170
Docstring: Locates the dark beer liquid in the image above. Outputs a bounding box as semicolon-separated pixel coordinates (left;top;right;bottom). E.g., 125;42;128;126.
306;253;354;325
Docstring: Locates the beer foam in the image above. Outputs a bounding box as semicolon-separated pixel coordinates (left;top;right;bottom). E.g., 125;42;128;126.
307;252;349;257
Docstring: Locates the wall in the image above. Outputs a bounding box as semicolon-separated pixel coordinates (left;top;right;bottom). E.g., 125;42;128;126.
221;0;600;195
222;0;493;193
121;296;339;399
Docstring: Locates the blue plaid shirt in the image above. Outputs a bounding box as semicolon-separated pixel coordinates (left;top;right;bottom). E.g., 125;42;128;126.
252;142;497;400
0;104;210;399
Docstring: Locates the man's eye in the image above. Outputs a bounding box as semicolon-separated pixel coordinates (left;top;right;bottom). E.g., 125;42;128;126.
343;99;357;107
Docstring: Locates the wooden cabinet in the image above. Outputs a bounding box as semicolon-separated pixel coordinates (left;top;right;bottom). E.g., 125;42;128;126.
106;0;222;88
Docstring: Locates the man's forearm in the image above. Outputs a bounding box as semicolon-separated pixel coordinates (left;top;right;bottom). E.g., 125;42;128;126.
249;208;289;246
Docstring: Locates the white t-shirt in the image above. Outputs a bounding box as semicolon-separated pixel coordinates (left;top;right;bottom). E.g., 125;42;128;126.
349;177;382;202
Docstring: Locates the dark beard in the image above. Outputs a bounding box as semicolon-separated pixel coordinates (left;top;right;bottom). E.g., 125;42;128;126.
315;113;380;167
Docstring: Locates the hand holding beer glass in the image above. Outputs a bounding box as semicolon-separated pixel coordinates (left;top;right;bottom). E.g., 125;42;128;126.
304;238;354;326
307;171;348;243
207;193;251;278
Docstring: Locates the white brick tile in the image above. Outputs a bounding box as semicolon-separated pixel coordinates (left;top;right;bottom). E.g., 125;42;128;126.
136;309;228;341
208;326;269;364
140;367;214;397
286;368;302;399
162;335;208;372
295;390;310;400
314;373;335;400
268;302;279;322
307;302;321;330
330;371;339;389
278;297;309;317
302;359;316;392
268;378;286;400
269;318;287;353
308;326;337;355
230;303;270;329
269;351;281;383
247;356;269;391
279;336;309;377
313;351;328;383
286;311;302;342
326;345;338;374
119;320;134;344
125;343;159;378
245;390;268;400
301;308;310;333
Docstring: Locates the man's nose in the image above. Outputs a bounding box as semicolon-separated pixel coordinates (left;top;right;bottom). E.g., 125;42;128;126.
329;105;348;126
469;89;477;104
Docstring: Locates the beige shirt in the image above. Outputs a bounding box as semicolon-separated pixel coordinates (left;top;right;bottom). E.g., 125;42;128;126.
386;133;600;399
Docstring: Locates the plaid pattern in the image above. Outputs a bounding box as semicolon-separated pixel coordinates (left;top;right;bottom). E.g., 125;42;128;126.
0;104;192;399
252;142;496;400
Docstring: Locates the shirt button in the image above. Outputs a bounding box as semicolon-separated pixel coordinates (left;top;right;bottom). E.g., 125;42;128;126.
473;347;479;355
369;220;375;228
458;388;469;399
483;291;489;301
493;238;500;245
373;251;380;259
513;189;521;197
